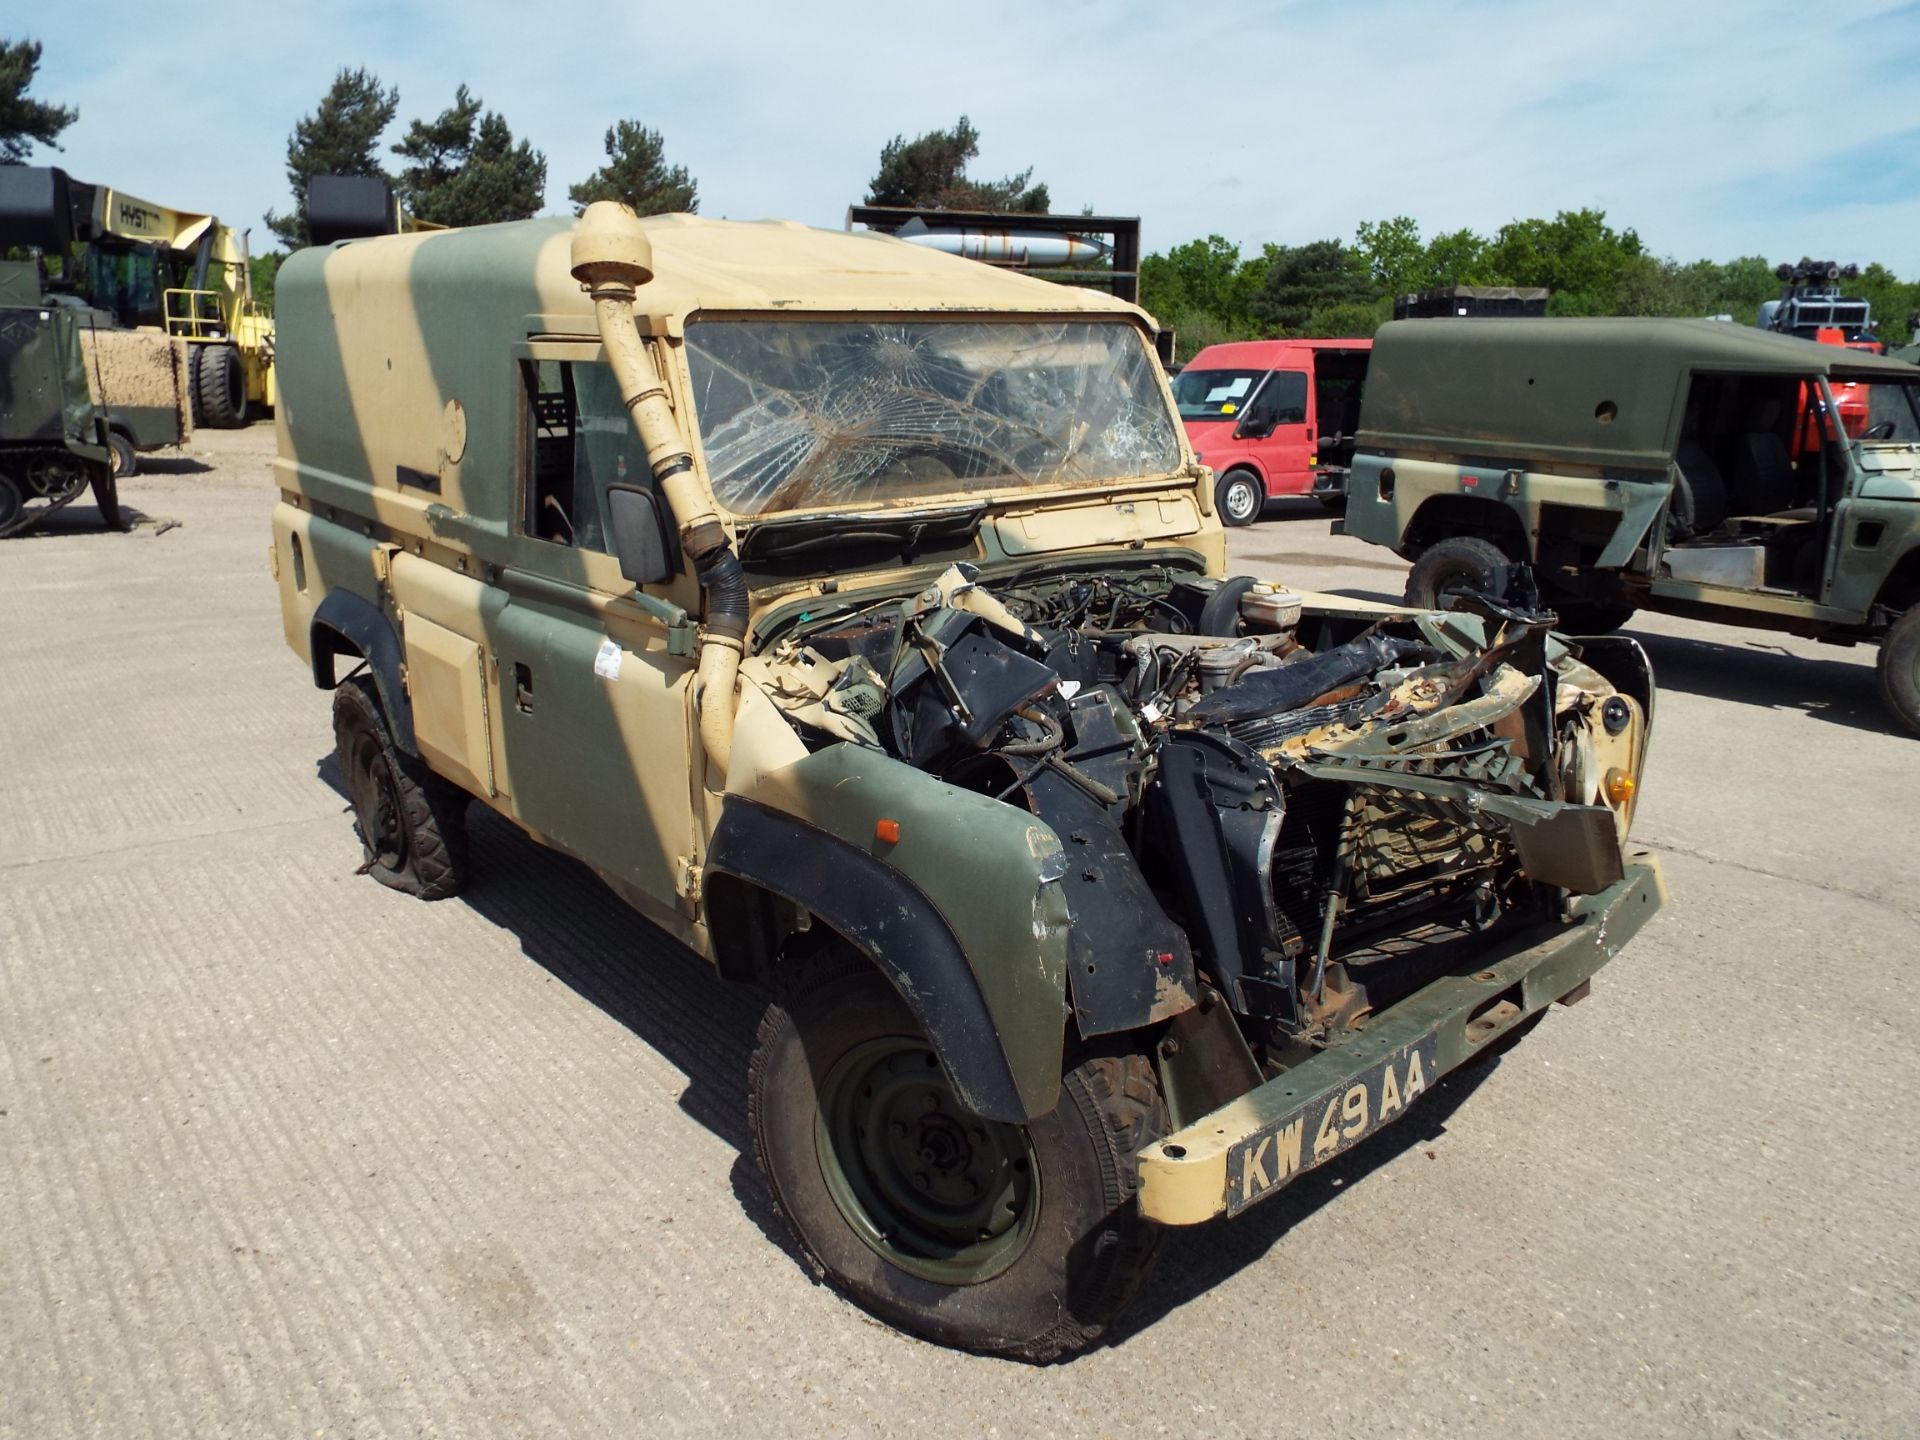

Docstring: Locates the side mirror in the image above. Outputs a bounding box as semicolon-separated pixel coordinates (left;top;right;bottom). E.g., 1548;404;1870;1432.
1236;415;1274;441
605;483;676;586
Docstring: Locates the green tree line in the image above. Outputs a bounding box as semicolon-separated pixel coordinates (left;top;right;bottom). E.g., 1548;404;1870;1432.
1142;212;1920;362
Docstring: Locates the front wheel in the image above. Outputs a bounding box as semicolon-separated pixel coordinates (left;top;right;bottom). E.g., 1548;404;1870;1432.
1879;605;1920;736
1215;468;1264;527
750;949;1165;1362
1405;535;1512;610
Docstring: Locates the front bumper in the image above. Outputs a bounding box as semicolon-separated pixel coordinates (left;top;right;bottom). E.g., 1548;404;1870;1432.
1136;850;1666;1224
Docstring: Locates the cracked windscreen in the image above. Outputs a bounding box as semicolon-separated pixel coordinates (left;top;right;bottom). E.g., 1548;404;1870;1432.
683;319;1183;515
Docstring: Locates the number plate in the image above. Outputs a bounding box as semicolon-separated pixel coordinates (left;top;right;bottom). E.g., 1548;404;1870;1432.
1225;1036;1439;1215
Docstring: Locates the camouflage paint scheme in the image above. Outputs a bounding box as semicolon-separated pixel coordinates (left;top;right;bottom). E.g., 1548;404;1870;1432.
1344;317;1920;635
271;215;1222;1120
271;216;1665;1228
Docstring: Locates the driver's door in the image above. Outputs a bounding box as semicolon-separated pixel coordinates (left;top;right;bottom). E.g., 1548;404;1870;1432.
1241;367;1312;495
490;345;703;925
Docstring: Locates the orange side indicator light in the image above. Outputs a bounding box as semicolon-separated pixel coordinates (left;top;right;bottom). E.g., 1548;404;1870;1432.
1603;768;1636;807
874;818;902;845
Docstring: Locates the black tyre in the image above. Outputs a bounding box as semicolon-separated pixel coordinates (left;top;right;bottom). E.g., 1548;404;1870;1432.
107;431;137;479
332;676;469;898
1215;468;1264;527
1878;605;1920;737
195;344;250;428
750;949;1165;1362
90;465;124;531
1405;535;1512;610
1551;603;1634;634
0;471;23;538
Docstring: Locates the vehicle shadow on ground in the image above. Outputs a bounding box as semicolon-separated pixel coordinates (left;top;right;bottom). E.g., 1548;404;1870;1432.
24;502;172;537
1101;1051;1500;1353
1627;629;1890;733
313;754;801;1259
136;454;214;475
314;751;1516;1348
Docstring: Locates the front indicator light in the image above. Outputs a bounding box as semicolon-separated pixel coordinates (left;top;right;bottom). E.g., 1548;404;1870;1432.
1603;768;1636;807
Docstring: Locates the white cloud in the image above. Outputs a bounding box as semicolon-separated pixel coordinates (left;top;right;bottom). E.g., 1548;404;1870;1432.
22;0;1920;268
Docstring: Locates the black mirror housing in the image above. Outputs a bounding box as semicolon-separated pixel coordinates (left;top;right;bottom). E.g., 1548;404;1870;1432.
605;483;676;586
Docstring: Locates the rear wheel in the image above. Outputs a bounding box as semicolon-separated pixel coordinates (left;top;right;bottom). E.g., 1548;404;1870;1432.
1215;468;1264;527
1405;535;1512;610
750;948;1165;1362
194;343;249;428
332;676;468;898
107;431;137;479
1878;605;1920;736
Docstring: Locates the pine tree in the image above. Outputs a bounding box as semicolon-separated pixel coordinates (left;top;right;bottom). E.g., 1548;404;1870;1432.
392;86;546;228
568;121;697;216
0;38;78;164
264;68;399;250
866;116;1049;213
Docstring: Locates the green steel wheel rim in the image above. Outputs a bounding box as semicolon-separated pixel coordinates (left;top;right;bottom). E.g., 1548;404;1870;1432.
815;1035;1039;1286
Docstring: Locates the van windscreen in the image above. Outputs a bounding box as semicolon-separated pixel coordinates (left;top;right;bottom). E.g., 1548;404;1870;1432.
1171;369;1266;420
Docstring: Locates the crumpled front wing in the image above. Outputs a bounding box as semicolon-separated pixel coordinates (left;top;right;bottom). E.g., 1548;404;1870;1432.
1136;850;1666;1225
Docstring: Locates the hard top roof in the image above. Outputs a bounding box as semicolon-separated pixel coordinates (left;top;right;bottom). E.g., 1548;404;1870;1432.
318;212;1157;327
1359;316;1919;472
1374;315;1917;379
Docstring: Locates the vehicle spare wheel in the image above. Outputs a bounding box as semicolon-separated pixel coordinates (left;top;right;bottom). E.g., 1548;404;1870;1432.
749;945;1166;1362
1879;605;1920;736
1405;536;1512;610
195;343;250;428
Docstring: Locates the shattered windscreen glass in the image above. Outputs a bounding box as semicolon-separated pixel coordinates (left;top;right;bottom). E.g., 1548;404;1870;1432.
682;319;1183;515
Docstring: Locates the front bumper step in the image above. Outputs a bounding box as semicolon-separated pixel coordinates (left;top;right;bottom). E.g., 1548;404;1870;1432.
1136;851;1667;1225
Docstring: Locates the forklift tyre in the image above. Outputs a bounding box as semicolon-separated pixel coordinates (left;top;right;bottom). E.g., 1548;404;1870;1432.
196;344;250;428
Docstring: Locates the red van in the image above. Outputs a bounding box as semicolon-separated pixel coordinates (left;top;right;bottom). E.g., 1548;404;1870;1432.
1171;339;1372;525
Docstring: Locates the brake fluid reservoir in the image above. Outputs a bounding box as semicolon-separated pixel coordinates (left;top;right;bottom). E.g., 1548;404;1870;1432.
1241;584;1303;631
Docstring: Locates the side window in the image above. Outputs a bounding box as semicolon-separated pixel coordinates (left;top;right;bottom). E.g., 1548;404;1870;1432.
519;358;644;553
1251;370;1308;427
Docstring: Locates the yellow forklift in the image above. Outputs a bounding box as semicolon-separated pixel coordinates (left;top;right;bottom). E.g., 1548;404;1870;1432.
22;167;275;426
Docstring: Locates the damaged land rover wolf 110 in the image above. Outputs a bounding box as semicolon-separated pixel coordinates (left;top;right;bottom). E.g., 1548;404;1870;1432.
269;204;1665;1361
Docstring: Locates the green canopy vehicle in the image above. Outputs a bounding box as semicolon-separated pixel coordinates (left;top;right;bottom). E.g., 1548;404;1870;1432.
1340;318;1920;733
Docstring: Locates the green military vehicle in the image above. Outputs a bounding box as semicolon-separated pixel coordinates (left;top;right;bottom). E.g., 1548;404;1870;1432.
1340;318;1920;733
0;258;121;536
271;203;1665;1358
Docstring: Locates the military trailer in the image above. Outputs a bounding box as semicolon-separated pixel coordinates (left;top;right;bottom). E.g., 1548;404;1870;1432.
1342;318;1920;734
271;205;1665;1359
0;259;122;536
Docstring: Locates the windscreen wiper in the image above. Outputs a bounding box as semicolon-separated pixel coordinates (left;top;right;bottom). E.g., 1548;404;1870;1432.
736;505;987;564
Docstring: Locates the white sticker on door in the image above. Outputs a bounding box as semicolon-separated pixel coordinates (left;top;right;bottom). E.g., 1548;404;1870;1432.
593;637;623;681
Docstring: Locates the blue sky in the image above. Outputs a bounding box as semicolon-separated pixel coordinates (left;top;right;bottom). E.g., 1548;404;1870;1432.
24;0;1920;272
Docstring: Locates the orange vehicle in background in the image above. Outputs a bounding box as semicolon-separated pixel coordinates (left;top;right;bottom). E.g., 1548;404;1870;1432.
1170;338;1371;525
1760;261;1882;451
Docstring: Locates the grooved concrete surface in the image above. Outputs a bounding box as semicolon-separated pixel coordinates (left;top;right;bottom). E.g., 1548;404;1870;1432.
3;434;1916;1438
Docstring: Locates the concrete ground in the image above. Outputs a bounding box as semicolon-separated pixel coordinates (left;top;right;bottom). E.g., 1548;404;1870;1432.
3;433;1916;1439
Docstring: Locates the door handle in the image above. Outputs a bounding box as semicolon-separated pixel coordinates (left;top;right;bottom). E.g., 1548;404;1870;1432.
514;662;534;713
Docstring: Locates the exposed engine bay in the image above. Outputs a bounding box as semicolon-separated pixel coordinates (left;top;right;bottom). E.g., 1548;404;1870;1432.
741;561;1650;1060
